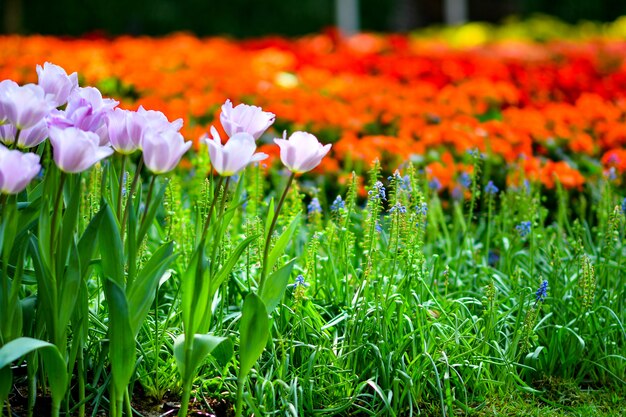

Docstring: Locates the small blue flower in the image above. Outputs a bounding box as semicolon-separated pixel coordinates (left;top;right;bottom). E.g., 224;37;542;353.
459;172;471;188
535;280;548;303
485;180;499;195
607;167;618;181
330;195;345;212
294;274;308;287
389;203;407;214
375;222;383;233
308;197;322;214
368;181;386;200
428;178;441;191
416;202;428;216
622;197;626;214
451;186;464;201
488;250;500;266
515;221;532;238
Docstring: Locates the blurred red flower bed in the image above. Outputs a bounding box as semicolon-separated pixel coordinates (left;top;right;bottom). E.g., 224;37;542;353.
3;32;626;189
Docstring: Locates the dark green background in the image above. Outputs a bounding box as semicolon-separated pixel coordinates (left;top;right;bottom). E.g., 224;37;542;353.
8;0;626;37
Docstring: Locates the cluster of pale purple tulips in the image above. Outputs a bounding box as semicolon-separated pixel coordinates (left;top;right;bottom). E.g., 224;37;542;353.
0;62;333;417
0;62;332;198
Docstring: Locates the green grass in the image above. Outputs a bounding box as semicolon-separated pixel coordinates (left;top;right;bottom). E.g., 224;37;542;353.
2;154;625;416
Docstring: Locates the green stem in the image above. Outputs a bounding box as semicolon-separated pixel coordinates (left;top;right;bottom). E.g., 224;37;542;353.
235;378;245;417
78;348;85;417
140;174;157;228
121;158;143;240
179;377;193;417
124;388;132;417
51;400;60;417
200;175;224;244
50;172;67;263
259;172;295;292
117;155;127;221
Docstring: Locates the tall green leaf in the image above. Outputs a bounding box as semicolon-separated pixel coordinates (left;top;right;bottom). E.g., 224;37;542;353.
265;212;300;275
0;337;67;408
238;293;269;383
127;242;176;336
103;279;135;396
173;334;233;381
259;259;294;313
99;204;124;287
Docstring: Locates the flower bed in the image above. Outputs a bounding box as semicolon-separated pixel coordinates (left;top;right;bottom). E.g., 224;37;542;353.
3;25;626;190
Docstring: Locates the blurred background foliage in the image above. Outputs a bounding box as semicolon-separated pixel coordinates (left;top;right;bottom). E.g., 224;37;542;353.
4;0;626;36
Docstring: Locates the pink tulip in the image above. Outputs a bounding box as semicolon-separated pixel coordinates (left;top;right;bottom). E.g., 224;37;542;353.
0;145;41;194
141;129;191;174
106;108;145;154
36;62;79;107
220;99;275;140
0;83;54;130
49;126;114;173
274;131;331;174
203;126;267;176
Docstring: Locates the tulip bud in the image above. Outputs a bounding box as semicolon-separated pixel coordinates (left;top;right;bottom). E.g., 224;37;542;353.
274;131;331;174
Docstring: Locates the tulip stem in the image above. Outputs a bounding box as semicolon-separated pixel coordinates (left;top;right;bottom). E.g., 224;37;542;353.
50;172;66;261
140;174;157;228
116;155;127;221
121;158;143;240
259;172;295;292
200;175;224;245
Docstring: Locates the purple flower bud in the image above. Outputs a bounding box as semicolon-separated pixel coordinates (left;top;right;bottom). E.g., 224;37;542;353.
220;99;275;140
142;129;191;174
50;87;118;146
49;126;114;173
274;131;331;174
0;124;17;146
36;62;79;107
136;106;183;137
17;119;48;148
0;83;54;130
0;80;19;125
0;144;41;194
204;127;267;177
106;108;145;154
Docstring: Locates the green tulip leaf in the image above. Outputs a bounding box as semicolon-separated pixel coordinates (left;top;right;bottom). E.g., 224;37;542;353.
103;279;135;395
99;205;125;287
127;242;176;336
259;259;295;313
0;337;67;407
238;293;269;383
173;334;233;382
266;212;300;275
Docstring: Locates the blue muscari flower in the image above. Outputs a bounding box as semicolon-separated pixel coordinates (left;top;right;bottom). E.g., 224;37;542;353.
241;190;248;210
428;178;441;191
290;274;309;289
308;197;322;214
416;202;428;216
368;181;386;200
488;250;500;266
515;221;532;238
401;175;412;190
622;197;626;214
459;172;471;188
121;172;128;197
467;148;482;158
451;186;464;201
375;222;383;233
607;167;618;181
535;280;548;303
485;180;499;195
389;203;407;214
330;195;345;212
